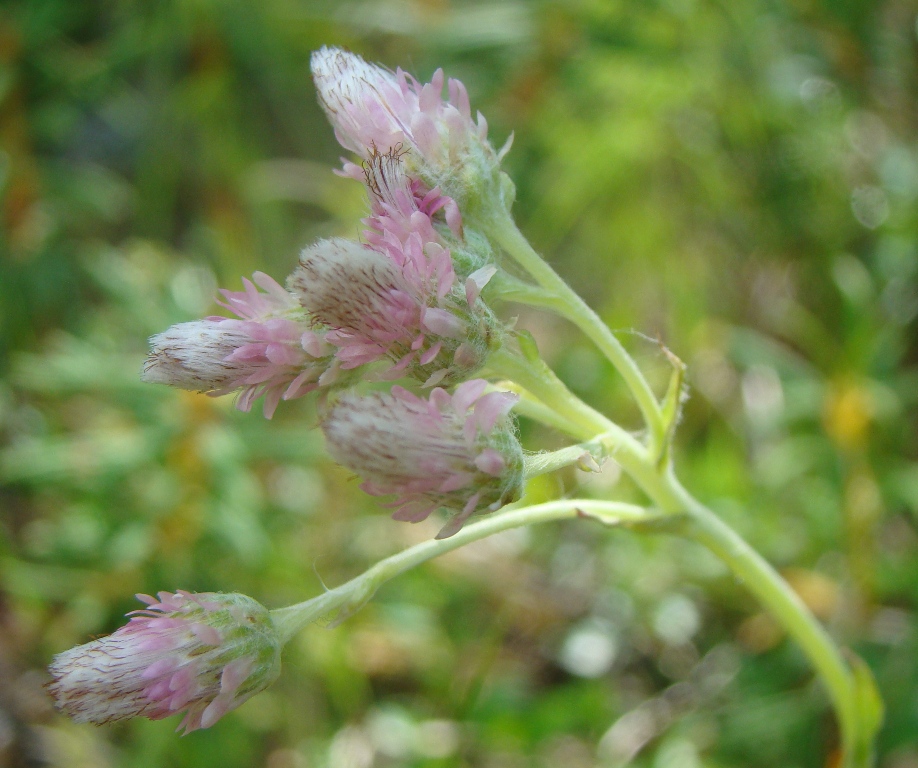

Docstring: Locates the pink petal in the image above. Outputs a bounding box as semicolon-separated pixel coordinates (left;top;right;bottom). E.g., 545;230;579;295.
142;658;179;680
391;503;435;523
200;694;234;729
435;499;478;540
284;370;318;400
439;472;475;492
448;78;471;120
474;391;519;433
168;667;194;693
262;387;283;419
444;198;462;235
410;112;440;157
420;369;448;388
265;343;301;366
477;111;489;140
220;658;254;694
465;265;497;306
474;448;506;476
418;341;444;365
422;308;464;339
191;623;222;645
178;707;204;734
452;379;488;414
453;343;478;368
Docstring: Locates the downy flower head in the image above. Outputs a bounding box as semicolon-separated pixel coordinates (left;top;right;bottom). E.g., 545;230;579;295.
290;150;500;387
362;146;496;282
47;591;281;734
362;146;462;245
291;233;498;387
311;46;510;208
142;272;337;418
322;380;524;538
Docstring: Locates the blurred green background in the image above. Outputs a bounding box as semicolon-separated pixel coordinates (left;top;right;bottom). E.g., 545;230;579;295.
2;1;917;766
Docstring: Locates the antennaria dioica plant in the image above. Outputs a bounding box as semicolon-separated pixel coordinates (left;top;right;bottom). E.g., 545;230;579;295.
46;47;882;766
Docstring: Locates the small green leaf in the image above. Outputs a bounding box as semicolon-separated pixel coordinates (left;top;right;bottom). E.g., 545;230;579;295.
516;329;541;363
849;652;883;750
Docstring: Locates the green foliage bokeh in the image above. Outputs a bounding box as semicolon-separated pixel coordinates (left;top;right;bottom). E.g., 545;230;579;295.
1;1;917;766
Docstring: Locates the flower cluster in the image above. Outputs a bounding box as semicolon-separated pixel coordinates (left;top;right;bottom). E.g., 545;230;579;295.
143;47;518;538
289;150;498;388
80;47;524;735
48;592;281;733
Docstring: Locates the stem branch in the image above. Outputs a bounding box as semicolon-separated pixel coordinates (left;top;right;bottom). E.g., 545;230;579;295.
487;343;865;765
485;210;666;449
271;499;654;644
665;477;861;764
486;347;663;495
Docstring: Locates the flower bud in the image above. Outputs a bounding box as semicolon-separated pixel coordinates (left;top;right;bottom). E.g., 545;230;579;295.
291;150;500;386
322;380;524;538
47;591;281;734
310;47;509;209
142;272;336;417
290;235;498;387
362;146;462;242
362;146;497;278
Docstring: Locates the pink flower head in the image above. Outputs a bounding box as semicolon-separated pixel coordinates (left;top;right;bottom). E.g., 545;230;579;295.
142;272;336;418
311;47;507;186
322;380;524;538
291;236;496;387
361;147;499;308
362;146;462;245
47;591;281;734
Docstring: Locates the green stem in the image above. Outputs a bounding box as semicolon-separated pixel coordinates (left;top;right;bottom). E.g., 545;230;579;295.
270;499;654;644
523;437;607;479
486;347;620;441
494;379;579;436
489;353;864;764
663;475;861;765
484;210;666;450
486;347;663;496
488;269;574;315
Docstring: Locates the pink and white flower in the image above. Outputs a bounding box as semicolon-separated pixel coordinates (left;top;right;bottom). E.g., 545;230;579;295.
361;148;498;304
310;47;509;186
322;380;523;538
142;272;336;418
361;145;462;246
47;591;281;734
290;150;499;386
290;236;494;387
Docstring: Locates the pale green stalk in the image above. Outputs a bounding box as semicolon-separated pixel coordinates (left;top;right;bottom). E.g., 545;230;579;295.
663;474;861;765
492;379;577;436
496;364;868;768
482;209;667;450
485;347;665;497
270;499;654;644
523;443;600;479
480;223;870;765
